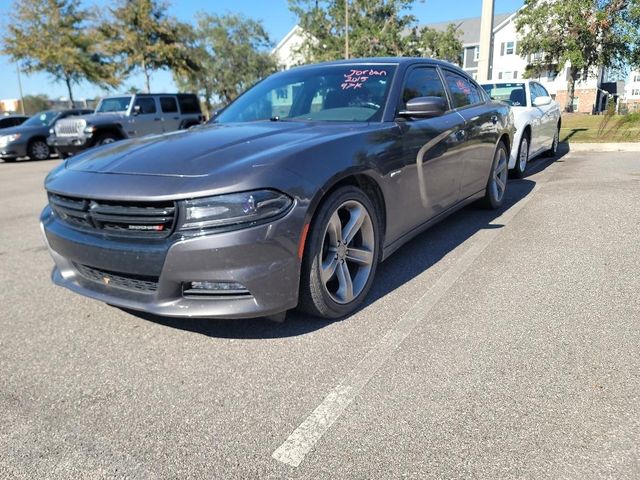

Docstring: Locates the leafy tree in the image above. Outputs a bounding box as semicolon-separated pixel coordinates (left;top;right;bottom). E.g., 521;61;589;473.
516;0;640;112
23;94;51;115
100;0;199;93
173;13;277;113
418;24;463;65
288;0;461;64
1;0;120;106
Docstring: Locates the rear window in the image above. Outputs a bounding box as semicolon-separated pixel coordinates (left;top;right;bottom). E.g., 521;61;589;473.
178;95;201;114
482;83;527;107
443;71;483;108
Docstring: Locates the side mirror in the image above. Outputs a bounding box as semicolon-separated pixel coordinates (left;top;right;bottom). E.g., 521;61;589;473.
533;96;552;107
132;105;141;116
399;96;447;119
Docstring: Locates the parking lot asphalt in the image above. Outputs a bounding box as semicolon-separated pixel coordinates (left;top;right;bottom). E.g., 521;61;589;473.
1;148;639;479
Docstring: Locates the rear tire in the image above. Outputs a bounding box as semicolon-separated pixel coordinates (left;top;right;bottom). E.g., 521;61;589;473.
482;142;509;209
513;134;529;179
27;139;50;161
298;186;381;319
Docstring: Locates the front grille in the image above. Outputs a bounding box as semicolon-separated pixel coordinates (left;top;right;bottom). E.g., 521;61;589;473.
75;263;158;293
55;119;85;137
49;193;177;238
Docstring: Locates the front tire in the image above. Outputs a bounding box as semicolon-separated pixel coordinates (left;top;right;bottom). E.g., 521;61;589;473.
94;133;119;146
513;134;529;179
546;125;560;157
27;139;50;161
482;142;509;209
298;186;381;319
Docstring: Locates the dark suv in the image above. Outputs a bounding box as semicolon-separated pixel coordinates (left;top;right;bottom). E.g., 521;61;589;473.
48;93;203;157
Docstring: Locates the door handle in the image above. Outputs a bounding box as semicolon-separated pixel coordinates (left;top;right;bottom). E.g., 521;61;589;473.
173;116;179;120
154;118;161;121
491;115;498;125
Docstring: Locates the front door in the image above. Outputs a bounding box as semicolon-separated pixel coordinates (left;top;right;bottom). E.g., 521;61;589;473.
129;96;162;137
390;66;467;237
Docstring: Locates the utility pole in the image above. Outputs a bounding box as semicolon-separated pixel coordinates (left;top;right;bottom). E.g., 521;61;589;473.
478;0;495;82
16;64;25;115
344;0;349;59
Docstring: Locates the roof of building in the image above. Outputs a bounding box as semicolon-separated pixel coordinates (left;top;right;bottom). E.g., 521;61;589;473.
422;12;515;45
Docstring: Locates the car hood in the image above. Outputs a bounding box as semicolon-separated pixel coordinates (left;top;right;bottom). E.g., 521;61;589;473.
0;125;47;137
66;121;370;178
76;112;126;124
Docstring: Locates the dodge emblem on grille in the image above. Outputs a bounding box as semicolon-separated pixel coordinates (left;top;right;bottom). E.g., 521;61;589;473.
102;277;110;285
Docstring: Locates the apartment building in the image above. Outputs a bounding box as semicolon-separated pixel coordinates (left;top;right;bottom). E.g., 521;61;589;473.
425;13;610;113
624;69;640;112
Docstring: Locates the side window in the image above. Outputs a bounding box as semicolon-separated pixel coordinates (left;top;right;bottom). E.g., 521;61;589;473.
178;95;201;114
401;67;449;110
134;97;156;114
536;83;550;98
530;83;542;104
443;71;482;108
160;96;178;113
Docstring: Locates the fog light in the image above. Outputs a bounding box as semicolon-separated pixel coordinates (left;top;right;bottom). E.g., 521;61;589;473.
182;281;250;298
191;281;245;291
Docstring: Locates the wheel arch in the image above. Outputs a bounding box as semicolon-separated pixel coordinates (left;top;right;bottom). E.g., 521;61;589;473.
93;124;126;143
305;171;388;251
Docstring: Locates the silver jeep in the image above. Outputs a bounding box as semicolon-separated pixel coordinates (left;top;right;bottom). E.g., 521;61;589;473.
48;93;203;157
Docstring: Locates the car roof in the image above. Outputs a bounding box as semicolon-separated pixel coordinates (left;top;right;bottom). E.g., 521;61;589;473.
479;80;533;85
288;57;468;75
102;93;196;97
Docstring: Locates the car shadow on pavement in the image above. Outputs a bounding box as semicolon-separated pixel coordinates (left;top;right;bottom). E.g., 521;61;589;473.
122;148;567;339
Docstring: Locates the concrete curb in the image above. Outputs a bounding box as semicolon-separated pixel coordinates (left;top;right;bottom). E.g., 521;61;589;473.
562;142;640;152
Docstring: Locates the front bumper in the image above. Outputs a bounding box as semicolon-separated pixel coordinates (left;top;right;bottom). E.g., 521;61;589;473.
40;205;304;319
0;142;27;159
47;135;92;155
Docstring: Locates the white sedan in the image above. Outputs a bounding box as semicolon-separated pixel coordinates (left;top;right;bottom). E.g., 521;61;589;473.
482;80;562;178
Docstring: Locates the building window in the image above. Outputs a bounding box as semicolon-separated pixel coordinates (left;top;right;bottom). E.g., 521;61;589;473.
505;41;515;55
474;46;479;61
498;71;518;80
633;75;640;82
632;88;640;96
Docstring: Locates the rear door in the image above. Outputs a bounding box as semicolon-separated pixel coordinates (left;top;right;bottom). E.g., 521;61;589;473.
392;65;467;234
442;69;498;199
159;96;181;132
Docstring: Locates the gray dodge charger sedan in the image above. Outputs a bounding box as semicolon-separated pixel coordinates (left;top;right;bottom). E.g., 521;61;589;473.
41;58;513;320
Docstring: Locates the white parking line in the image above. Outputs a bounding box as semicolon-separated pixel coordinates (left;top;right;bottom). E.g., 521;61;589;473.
272;172;555;467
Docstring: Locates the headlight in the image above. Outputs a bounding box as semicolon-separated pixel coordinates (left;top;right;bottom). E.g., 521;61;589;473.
0;133;21;146
178;190;293;231
84;125;96;134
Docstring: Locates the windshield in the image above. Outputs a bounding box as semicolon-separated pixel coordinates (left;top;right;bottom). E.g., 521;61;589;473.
96;96;132;113
215;65;397;123
23;111;60;127
482;83;527;107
